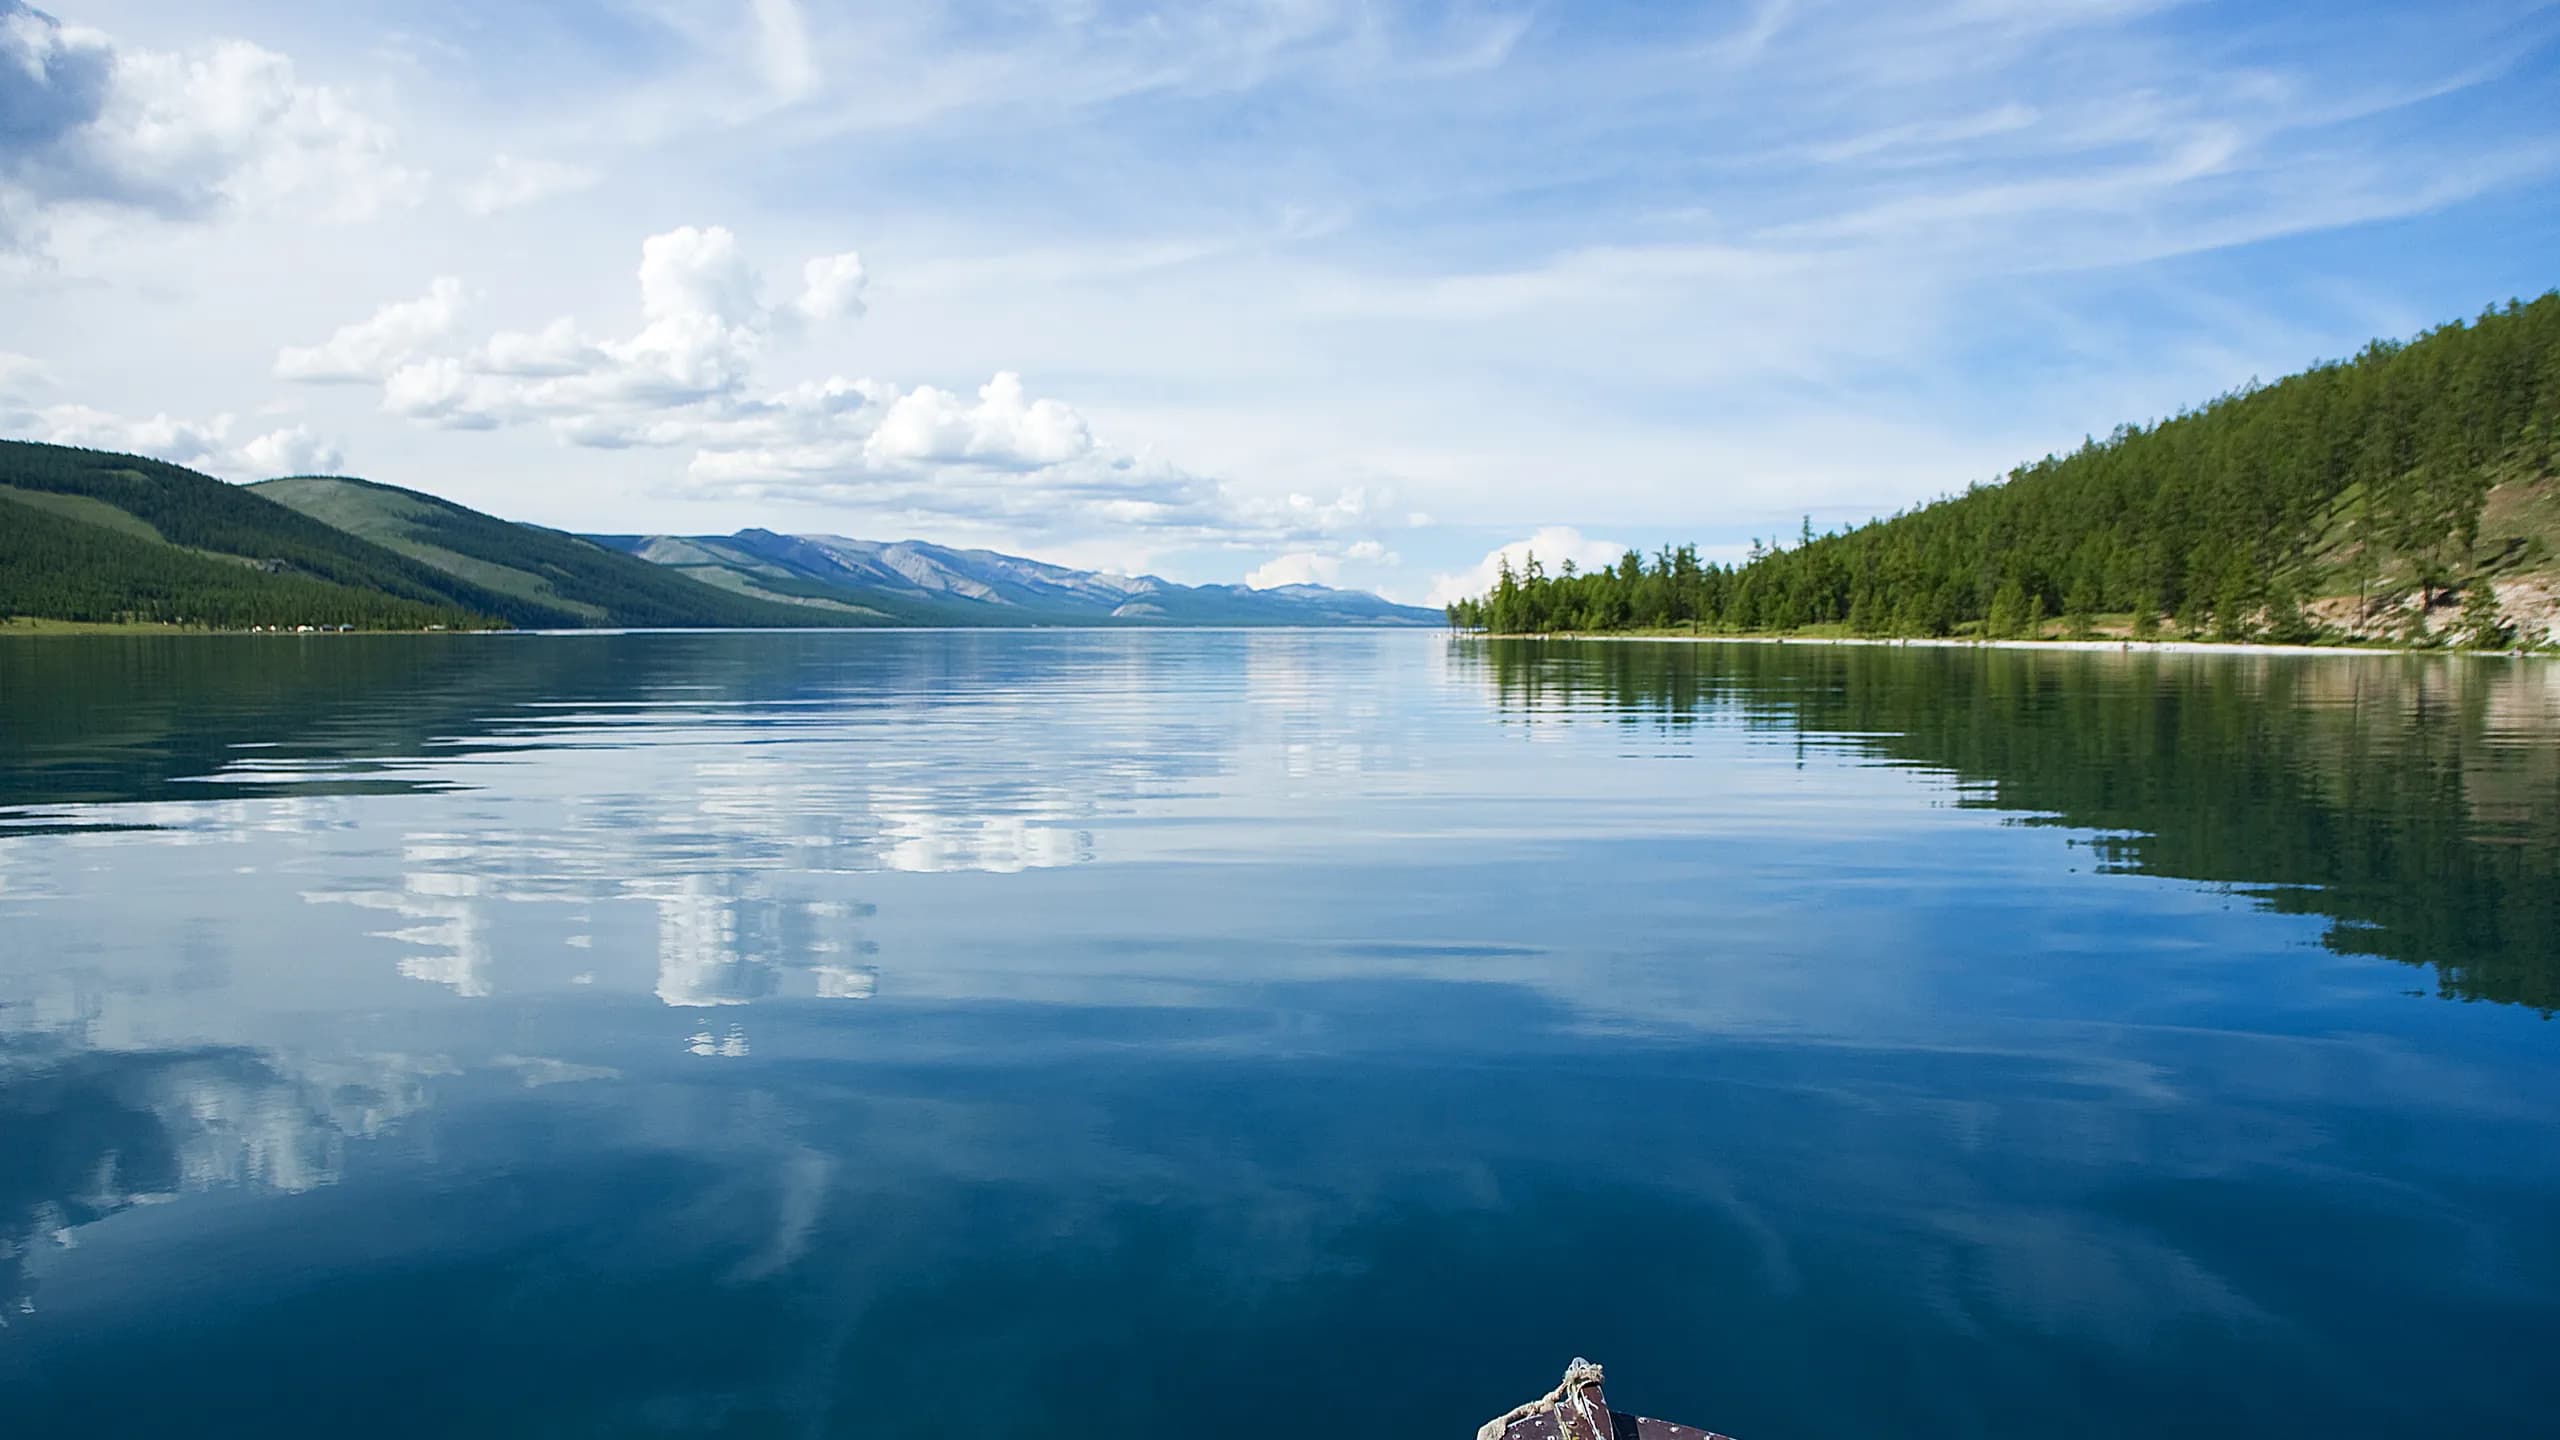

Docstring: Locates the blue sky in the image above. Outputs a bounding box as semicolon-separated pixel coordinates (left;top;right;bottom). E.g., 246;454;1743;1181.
2;0;2555;602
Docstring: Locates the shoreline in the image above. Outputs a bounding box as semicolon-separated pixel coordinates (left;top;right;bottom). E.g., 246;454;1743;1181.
0;620;494;637
1464;631;2550;659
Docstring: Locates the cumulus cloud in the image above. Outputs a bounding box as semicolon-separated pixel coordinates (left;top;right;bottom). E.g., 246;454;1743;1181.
279;224;1400;555
457;153;596;215
1424;526;1627;607
235;423;344;475
16;402;342;478
328;224;771;434
0;3;419;248
611;223;767;398
865;372;1091;469
1245;537;1395;589
379;356;505;429
274;277;464;382
1245;551;1340;589
793;251;867;321
476;317;600;378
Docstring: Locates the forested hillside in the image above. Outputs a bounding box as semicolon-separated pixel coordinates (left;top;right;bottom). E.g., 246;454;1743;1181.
1453;292;2560;646
0;494;488;630
0;443;876;630
0;439;1434;632
0;441;524;629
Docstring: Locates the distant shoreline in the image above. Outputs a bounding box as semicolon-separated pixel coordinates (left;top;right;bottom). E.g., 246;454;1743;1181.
0;619;494;637
1464;631;2551;659
0;619;1443;638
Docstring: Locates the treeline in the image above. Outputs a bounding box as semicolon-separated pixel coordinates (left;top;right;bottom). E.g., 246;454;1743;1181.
1451;292;2560;642
0;496;490;630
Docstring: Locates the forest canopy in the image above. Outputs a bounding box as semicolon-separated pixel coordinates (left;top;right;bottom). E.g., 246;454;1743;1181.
1449;292;2560;643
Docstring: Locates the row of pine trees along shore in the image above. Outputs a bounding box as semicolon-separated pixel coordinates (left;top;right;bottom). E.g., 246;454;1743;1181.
1448;292;2560;648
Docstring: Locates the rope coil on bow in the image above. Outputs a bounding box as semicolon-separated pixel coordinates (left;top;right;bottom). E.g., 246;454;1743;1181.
1476;1358;1608;1440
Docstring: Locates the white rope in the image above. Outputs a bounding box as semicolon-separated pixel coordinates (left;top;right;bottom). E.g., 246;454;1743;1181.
1476;1358;1607;1440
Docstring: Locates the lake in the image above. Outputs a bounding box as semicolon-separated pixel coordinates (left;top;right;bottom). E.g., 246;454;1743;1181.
2;630;2555;1438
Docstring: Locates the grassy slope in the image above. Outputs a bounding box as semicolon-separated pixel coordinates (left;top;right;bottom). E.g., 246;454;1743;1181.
253;476;606;622
0;483;169;542
2296;461;2559;598
248;475;888;628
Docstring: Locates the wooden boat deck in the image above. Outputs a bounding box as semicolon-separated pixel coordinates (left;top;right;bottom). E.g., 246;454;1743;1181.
1487;1411;1732;1440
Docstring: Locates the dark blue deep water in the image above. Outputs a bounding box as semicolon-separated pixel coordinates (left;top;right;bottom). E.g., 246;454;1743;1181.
2;631;2555;1437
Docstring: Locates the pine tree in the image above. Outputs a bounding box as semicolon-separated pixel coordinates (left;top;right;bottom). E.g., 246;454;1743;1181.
2130;580;2162;639
2262;576;2313;643
1448;291;2560;646
2176;586;2209;639
1846;589;1874;636
2211;555;2256;643
1986;578;2030;640
2064;578;2098;639
2459;581;2511;649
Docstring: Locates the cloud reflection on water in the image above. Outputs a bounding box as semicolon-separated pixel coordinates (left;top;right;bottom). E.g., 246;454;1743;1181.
0;634;2554;1436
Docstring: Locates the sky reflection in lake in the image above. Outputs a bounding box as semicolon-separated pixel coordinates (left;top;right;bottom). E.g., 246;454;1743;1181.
2;632;2555;1438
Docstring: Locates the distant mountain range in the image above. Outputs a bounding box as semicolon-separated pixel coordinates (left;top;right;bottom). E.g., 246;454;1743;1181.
0;441;1439;631
586;528;1439;626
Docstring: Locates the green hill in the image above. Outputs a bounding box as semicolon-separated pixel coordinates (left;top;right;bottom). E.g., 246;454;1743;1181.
1453;291;2560;647
0;441;1429;633
248;475;911;628
0;441;902;631
0;490;491;631
0;441;510;630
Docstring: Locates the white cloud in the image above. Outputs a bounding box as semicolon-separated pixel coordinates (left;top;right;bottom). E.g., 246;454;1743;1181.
0;3;419;247
235;424;344;476
1424;527;1628;608
275;226;1394;551
27;403;231;470
5;0;2548;587
380;357;506;430
1245;551;1340;589
864;372;1092;469
477;317;601;378
359;224;784;431
19;403;342;479
458;154;596;215
611;223;768;398
793;251;868;321
274;277;464;383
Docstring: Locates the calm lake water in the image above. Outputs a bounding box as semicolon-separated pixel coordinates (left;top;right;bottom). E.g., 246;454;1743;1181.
2;630;2556;1438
